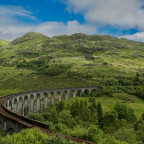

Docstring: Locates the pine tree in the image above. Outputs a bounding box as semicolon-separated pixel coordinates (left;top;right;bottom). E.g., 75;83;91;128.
89;104;95;113
56;101;64;112
91;111;98;125
80;100;84;109
92;98;97;109
70;102;75;116
97;102;103;123
84;100;87;106
80;105;91;121
70;100;79;117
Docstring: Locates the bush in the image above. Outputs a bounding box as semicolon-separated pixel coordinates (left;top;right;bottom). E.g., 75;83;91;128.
70;125;87;140
44;64;72;76
135;87;144;100
102;135;127;144
41;112;53;121
88;125;103;143
114;127;137;144
134;120;144;143
0;128;76;144
102;111;118;126
0;128;47;144
114;103;137;123
55;123;68;132
44;135;76;144
59;110;72;120
27;113;45;122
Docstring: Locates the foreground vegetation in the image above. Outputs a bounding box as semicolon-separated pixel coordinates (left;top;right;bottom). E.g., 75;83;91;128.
0;128;76;144
27;92;144;144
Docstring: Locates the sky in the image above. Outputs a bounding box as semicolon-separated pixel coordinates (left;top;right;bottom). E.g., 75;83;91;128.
0;0;144;41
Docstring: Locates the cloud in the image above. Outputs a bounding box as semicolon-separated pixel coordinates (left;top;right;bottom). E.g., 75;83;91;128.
0;5;97;41
122;32;144;42
34;21;96;36
0;5;36;21
64;0;144;29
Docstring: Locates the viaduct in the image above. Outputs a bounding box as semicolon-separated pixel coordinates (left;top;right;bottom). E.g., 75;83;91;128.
0;87;98;143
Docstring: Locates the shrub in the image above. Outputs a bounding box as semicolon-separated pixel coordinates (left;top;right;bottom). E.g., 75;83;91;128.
0;128;76;144
0;128;47;144
102;111;118;126
44;64;72;76
44;135;76;144
114;127;137;144
70;125;87;140
27;113;45;122
88;125;103;143
114;103;137;123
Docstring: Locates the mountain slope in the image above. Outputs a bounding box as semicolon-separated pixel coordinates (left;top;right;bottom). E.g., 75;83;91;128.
0;32;144;95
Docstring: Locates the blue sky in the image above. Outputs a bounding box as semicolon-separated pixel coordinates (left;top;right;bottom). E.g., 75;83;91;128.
0;0;144;41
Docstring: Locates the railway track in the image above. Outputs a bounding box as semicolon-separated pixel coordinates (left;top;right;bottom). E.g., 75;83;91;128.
0;94;94;144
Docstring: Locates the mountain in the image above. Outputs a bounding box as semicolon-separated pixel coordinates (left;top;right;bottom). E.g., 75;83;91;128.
0;32;144;95
10;32;49;45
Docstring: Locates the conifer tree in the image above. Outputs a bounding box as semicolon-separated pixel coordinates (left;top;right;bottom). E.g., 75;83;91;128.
84;99;88;106
56;101;64;112
92;98;97;109
80;105;91;121
91;111;99;125
70;100;79;117
97;102;103;122
80;100;84;109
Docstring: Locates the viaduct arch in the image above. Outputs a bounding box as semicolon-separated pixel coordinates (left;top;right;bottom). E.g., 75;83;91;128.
0;86;98;143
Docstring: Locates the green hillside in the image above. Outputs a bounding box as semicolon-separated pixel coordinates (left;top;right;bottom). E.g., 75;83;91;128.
1;32;144;94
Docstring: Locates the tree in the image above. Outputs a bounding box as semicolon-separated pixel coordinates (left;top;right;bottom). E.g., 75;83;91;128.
91;111;98;125
59;110;72;120
70;101;79;117
80;100;84;110
114;127;137;144
27;113;45;122
84;100;87;106
92;98;97;109
80;105;91;121
56;101;64;112
102;111;118;128
51;109;58;123
102;135;126;144
88;125;103;143
134;120;144;143
97;102;103;122
114;103;137;123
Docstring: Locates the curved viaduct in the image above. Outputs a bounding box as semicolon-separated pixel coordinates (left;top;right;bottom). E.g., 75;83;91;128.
0;87;97;143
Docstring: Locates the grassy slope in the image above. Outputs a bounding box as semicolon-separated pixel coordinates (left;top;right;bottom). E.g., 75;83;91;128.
0;32;144;116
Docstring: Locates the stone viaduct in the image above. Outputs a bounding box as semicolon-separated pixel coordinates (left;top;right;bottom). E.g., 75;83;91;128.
0;87;97;143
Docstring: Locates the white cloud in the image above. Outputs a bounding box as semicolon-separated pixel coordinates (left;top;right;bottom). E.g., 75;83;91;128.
0;5;97;41
122;32;144;42
64;0;144;29
34;21;96;36
0;5;36;21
